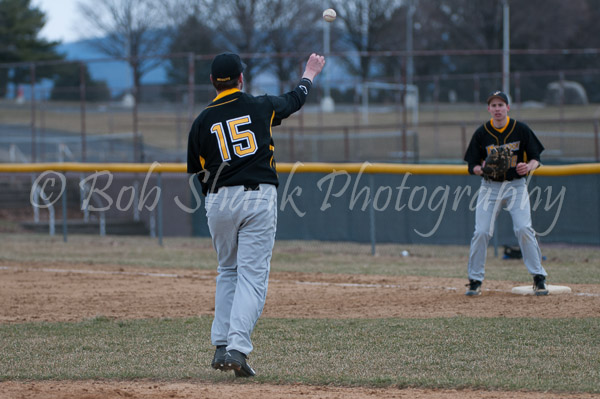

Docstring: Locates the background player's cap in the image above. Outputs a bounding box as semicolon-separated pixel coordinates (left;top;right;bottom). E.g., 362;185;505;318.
487;90;509;105
211;53;246;82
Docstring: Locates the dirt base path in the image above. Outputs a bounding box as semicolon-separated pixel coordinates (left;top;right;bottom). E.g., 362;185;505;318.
1;380;597;399
1;262;599;323
1;262;599;398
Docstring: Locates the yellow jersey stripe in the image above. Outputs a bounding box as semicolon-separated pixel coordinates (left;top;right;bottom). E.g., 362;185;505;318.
213;88;240;102
269;111;275;137
206;97;239;109
503;119;517;144
490;117;510;133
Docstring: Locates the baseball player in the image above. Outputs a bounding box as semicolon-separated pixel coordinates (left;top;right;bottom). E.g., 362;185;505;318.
463;91;549;296
187;52;325;377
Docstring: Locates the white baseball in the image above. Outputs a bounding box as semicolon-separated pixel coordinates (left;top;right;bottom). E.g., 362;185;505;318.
402;250;409;257
323;8;336;22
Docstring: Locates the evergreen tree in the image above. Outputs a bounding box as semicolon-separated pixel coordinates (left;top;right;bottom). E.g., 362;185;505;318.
165;15;217;93
49;63;111;102
0;0;63;97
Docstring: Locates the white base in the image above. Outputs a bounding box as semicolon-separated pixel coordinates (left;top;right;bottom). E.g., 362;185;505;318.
511;285;572;295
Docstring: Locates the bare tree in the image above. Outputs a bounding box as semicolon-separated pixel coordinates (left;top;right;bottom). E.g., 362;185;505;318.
164;14;217;87
173;0;307;91
263;0;321;93
207;0;271;91
414;0;592;101
331;0;404;81
156;0;202;29
158;0;321;93
77;0;169;97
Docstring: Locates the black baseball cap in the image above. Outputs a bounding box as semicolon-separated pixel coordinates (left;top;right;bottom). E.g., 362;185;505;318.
211;52;245;82
487;90;509;105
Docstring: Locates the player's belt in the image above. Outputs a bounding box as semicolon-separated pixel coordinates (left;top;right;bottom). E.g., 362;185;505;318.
209;184;261;194
489;176;520;182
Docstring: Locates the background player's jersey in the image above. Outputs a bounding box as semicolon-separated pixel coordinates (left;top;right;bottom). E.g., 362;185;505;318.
464;117;545;181
187;78;312;195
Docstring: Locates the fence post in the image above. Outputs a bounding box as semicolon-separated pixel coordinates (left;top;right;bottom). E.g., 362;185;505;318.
80;174;89;223
80;63;87;162
62;178;68;242
133;180;140;221
594;120;599;163
514;72;521;105
461;125;467;159
401;61;408;163
132;57;140;162
33;181;39;223
413;130;419;163
433;75;440;159
289;128;295;160
99;213;105;236
473;74;480;121
344;127;349;161
369;174;376;256
30;63;37;162
157;173;163;246
187;52;195;128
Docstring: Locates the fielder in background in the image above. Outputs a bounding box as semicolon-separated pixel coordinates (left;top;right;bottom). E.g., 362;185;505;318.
187;52;325;377
463;91;549;297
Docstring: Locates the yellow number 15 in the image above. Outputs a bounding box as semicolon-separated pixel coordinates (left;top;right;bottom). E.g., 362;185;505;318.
210;115;257;161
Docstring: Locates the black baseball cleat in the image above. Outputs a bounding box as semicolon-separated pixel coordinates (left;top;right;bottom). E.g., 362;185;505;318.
533;274;549;296
223;349;256;377
465;279;482;296
211;345;227;370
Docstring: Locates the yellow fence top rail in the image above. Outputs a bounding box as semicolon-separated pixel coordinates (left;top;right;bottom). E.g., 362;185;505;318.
0;162;599;176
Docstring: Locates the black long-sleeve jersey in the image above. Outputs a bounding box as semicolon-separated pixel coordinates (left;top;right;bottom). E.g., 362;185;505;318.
464;117;545;181
187;78;312;195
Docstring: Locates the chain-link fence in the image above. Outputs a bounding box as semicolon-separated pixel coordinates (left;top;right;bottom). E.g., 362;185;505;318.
1;50;599;164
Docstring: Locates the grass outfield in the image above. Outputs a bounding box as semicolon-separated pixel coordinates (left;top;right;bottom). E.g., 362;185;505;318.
0;233;599;393
1;234;599;284
1;317;599;392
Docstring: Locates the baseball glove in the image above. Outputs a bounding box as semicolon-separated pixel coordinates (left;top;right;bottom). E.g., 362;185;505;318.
481;146;512;180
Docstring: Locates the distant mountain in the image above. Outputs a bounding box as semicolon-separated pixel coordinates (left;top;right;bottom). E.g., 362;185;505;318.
55;38;349;98
56;39;286;97
58;39;168;95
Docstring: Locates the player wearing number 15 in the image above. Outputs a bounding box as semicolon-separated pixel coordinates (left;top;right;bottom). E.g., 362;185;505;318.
187;52;325;377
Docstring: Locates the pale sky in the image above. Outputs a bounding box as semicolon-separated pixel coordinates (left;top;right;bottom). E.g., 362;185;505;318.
35;0;81;43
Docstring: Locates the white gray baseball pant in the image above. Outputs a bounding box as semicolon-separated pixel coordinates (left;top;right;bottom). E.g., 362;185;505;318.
206;184;277;356
467;178;547;282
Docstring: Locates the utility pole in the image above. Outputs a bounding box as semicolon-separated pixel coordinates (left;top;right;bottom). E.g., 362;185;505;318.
406;0;416;86
502;0;510;96
321;19;334;112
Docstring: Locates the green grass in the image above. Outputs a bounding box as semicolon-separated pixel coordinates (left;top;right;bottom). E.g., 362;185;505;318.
0;234;215;269
0;316;598;393
1;233;600;284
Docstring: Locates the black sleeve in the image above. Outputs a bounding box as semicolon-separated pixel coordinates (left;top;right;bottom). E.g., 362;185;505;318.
187;119;202;174
186;120;210;195
522;124;545;162
463;129;485;175
268;78;313;126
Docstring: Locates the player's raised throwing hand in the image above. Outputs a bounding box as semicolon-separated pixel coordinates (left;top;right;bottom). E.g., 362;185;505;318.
302;53;326;82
